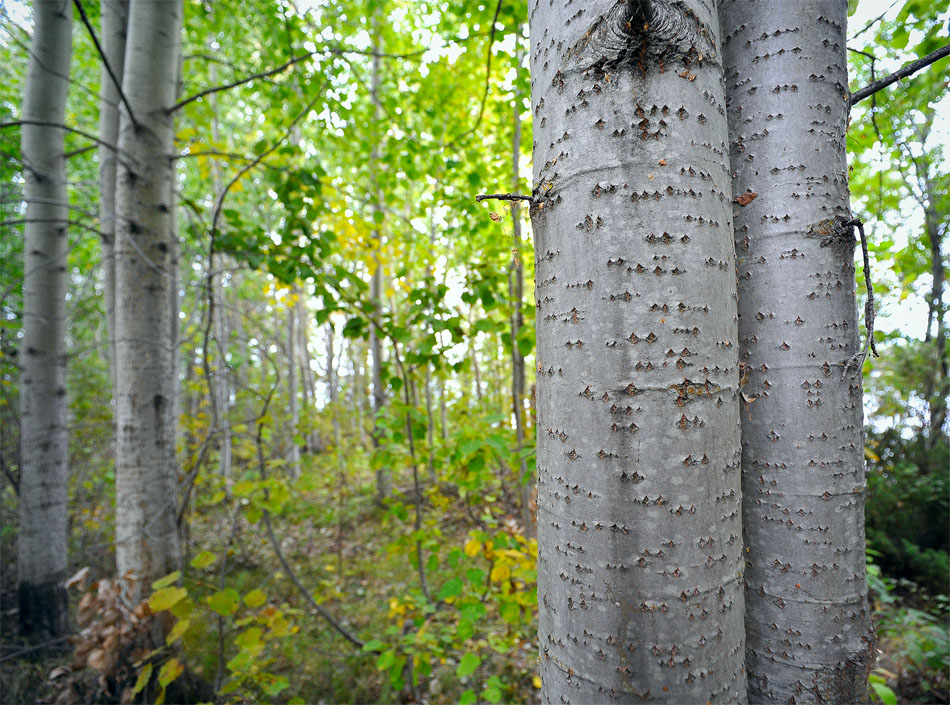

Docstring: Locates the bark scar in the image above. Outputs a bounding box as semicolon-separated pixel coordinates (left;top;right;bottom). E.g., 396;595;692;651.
562;0;717;76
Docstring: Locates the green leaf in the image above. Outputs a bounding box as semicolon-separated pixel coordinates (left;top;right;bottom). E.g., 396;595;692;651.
459;689;477;705
149;586;187;612
206;588;241;616
234;626;263;651
377;649;396;670
362;639;384;653
483;686;503;703
437;578;463;600
233;480;256;497
131;663;152;697
261;674;290;696
243;588;267;608
189;550;216;570
870;681;897;705
151;571;181;590
457;652;480;678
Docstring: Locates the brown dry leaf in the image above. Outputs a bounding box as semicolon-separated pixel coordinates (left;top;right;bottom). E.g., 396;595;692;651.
49;666;71;680
489;212;501;222
735;191;758;206
657;159;667;166
87;648;109;672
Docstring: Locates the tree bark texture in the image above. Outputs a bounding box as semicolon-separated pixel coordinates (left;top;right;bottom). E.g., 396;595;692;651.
114;0;183;600
18;0;73;638
530;1;746;702
97;0;129;397
720;3;874;702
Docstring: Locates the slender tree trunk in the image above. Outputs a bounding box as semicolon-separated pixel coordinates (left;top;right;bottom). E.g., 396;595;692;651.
721;3;874;702
17;0;73;638
509;67;534;540
296;289;318;452
287;302;301;478
924;203;947;441
369;7;390;502
210;61;232;489
531;1;746;701
98;0;129;398
114;0;183;601
469;308;483;404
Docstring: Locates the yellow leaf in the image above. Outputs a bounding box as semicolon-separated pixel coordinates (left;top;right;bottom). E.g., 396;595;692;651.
464;539;482;557
243;589;267;608
158;658;184;688
131;663;153;696
165;618;190;645
490;563;510;582
533;676;542;689
149;586;187;612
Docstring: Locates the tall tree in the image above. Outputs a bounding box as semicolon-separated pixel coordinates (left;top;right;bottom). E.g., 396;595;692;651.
530;1;746;701
17;0;73;638
113;0;183;600
97;0;128;396
368;3;390;503
721;2;874;702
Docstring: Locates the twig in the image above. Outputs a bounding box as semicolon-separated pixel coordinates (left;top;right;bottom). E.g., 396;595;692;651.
0;636;72;663
171;52;317;113
447;0;504;146
850;44;950;107
73;0;137;126
839;217;880;377
475;193;533;203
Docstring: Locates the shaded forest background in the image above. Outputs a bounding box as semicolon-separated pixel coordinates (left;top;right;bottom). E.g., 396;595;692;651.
0;0;947;703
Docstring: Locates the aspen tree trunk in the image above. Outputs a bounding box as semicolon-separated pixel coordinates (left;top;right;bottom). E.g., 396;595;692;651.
287;304;301;478
369;8;390;502
720;3;874;702
530;1;746;701
98;0;128;397
210;61;232;489
509;70;534;539
296;291;318;452
18;0;72;638
114;0;183;600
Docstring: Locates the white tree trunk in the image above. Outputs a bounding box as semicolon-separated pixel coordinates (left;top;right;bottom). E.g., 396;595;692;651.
98;0;129;397
369;9;390;502
720;3;874;701
530;1;746;701
114;0;183;601
287;303;301;478
18;0;73;638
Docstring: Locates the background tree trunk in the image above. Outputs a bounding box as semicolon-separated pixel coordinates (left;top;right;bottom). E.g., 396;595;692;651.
721;2;875;701
287;301;301;478
509;67;533;540
369;7;390;502
530;1;746;701
18;0;73;638
97;0;129;398
114;0;183;601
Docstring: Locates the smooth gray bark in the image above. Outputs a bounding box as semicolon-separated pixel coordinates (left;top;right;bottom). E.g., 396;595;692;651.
114;0;183;601
18;0;73;638
97;0;128;398
531;1;746;702
720;2;874;702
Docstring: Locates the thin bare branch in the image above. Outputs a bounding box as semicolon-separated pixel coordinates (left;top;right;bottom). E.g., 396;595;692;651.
850;44;950;107
73;0;137;125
